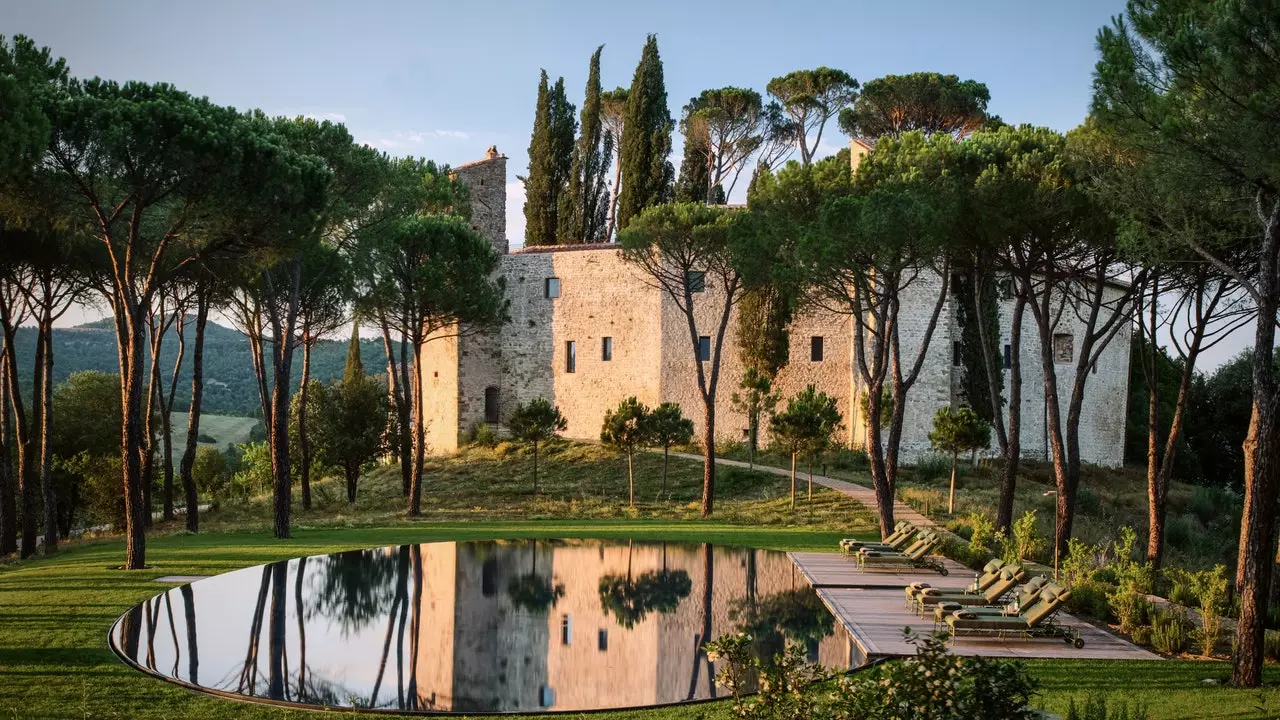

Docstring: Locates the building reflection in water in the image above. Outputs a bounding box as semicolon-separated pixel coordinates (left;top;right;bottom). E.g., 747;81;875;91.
112;539;858;714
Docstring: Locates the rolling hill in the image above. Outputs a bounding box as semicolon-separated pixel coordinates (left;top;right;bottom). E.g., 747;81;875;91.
9;318;399;417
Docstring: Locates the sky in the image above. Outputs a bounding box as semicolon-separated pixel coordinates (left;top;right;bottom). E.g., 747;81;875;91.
1;0;1253;369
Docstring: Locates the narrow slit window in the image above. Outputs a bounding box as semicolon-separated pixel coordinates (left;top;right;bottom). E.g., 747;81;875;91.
566;341;576;373
1003;344;1012;370
1053;333;1074;364
698;336;711;362
597;629;608;651
810;336;824;362
484;386;500;424
686;271;706;293
560;615;572;646
953;341;963;367
602;337;613;362
545;277;560;298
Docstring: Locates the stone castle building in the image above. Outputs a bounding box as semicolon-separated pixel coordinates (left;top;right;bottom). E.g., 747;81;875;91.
422;145;1130;467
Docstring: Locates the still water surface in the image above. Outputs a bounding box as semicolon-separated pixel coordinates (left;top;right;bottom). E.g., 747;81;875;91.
111;539;858;714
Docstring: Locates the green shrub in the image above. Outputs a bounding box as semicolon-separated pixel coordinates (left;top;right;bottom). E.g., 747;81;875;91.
1065;693;1150;720
900;487;946;517
1076;486;1101;515
230;442;272;500
968;512;996;556
1166;579;1196;608
912;453;953;481
829;445;869;471
191;446;231;499
1188;485;1235;525
1067;582;1114;621
1130;626;1152;646
704;631;833;720
1000;510;1043;565
467;422;499;448
1164;514;1201;552
1108;562;1155;633
1062;537;1103;590
835;631;1039;720
1190;565;1229;656
1150;608;1193;655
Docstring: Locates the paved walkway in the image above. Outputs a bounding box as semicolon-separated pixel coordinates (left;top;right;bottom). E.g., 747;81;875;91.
667;451;931;532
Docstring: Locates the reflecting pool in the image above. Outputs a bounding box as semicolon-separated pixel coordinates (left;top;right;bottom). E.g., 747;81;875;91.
111;539;859;714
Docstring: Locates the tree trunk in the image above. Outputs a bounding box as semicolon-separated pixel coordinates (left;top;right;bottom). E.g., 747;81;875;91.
1231;199;1280;688
808;455;813;506
17;316;43;557
997;296;1026;533
398;329;412;497
627;451;634;507
37;319;56;552
380;318;412;498
160;303;187;524
948;453;958;515
605;158;623;240
0;349;14;555
299;338;313;510
119;303;149;570
865;379;895;538
662;446;669;497
701;400;715;518
346;463;358;504
269;352;293;539
789;452;796;511
407;341;426;516
532;441;539;496
179;292;209;533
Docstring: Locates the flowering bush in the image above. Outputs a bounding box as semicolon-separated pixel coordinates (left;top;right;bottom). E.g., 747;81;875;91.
831;631;1039;720
705;629;1039;720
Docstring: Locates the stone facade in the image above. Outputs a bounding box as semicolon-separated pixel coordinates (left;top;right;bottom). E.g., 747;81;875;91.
421;147;1130;468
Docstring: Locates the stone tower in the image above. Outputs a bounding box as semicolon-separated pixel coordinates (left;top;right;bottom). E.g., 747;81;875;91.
453;145;508;255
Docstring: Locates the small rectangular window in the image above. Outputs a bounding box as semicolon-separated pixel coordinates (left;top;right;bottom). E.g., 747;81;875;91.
687;271;706;293
810;336;824;362
540;686;556;708
1002;344;1012;370
1053;333;1074;364
952;341;963;367
698;336;711;362
545;277;560;298
602;337;613;362
597;629;608;651
998;278;1013;300
566;341;576;373
560;614;572;646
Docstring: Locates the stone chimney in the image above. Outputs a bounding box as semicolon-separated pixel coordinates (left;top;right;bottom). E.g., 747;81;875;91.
453;146;509;255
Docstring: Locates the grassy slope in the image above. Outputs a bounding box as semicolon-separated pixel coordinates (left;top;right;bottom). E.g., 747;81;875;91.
720;445;1237;571
169;413;261;453
2;445;1278;719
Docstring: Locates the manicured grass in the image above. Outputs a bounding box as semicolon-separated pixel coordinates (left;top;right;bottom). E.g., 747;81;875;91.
202;440;879;535
4;523;1280;719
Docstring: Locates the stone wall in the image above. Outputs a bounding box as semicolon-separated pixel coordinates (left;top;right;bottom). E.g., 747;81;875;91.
453;146;508;256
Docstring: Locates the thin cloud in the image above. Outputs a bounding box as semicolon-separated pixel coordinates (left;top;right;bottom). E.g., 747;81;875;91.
364;129;472;150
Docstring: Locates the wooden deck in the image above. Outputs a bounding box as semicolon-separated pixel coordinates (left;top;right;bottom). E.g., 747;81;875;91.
789;552;1161;662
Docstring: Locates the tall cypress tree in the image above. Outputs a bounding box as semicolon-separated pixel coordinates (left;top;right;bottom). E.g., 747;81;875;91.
522;71;557;246
559;46;610;243
523;71;576;246
344;320;364;383
616;35;673;231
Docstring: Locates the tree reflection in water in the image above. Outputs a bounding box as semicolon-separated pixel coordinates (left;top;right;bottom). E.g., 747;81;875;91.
729;586;835;668
598;540;692;629
507;540;565;614
308;548;399;636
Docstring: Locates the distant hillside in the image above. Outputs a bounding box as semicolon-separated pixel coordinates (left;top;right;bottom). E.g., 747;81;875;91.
9;318;398;417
